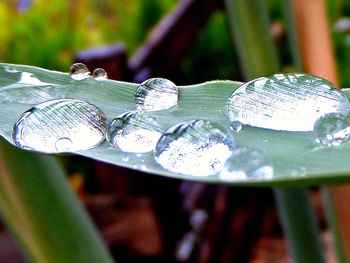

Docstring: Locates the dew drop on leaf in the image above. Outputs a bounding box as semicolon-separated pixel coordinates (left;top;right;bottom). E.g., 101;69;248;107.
225;73;350;131
92;68;108;80
154;120;235;176
106;111;163;153
314;113;350;147
230;121;242;133
13;99;107;153
134;78;178;111
69;63;91;80
219;147;273;181
290;166;307;177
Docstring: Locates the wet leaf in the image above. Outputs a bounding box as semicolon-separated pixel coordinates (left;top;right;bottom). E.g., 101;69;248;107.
1;63;350;186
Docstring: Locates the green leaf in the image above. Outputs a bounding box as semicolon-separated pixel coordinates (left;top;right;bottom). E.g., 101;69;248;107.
1;63;350;187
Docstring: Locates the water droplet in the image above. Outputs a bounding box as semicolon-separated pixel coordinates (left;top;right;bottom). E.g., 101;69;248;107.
122;156;129;162
0;72;65;104
13;99;107;153
135;78;178;111
106;111;163;153
69;63;90;80
219;147;274;181
154;120;235;176
230;121;242;133
225;73;350;131
92;68;108;80
290;166;307;177
314;113;350;147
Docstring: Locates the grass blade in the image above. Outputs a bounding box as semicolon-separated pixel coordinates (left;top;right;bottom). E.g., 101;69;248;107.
0;138;114;263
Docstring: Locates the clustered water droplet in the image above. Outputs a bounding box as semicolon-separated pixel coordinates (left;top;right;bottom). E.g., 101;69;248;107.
219;147;273;181
15;69;350;181
225;73;350;131
135;77;178;111
13;99;107;153
314;113;350;147
106;111;163;153
154;120;235;176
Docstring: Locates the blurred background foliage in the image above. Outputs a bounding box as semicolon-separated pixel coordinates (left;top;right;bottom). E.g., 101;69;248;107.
0;0;176;70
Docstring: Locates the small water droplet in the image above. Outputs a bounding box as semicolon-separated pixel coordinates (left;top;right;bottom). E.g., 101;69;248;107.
154;120;235;176
263;138;268;143
92;68;108;80
122;156;129;162
135;77;178;111
230;121;242;133
219;147;273;181
13;99;107;153
69;63;90;80
3;65;19;73
290;166;307;177
106;111;163;153
314;113;350;147
225;73;350;131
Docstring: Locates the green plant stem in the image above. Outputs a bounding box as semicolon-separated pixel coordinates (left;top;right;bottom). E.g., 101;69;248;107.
0;138;114;263
284;0;347;261
275;189;325;263
321;188;347;263
282;0;303;70
223;0;279;79
224;0;325;261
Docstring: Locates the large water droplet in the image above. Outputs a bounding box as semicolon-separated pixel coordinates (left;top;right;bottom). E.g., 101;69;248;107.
314;113;350;147
225;73;350;131
13;99;107;153
219;147;273;181
154;120;235;176
69;63;90;80
92;68;108;80
0;72;64;104
106;111;163;153
134;78;178;111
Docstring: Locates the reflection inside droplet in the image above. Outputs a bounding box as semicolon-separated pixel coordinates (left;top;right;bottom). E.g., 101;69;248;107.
219;147;273;181
55;137;73;151
134;77;178;111
69;63;90;80
13;99;107;153
107;111;163;153
225;73;350;131
154;120;235;176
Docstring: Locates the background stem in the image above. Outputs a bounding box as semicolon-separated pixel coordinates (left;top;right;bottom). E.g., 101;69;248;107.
0;139;114;263
224;0;326;261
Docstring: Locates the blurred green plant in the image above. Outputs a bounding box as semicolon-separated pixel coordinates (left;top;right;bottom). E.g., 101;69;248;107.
0;0;176;71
